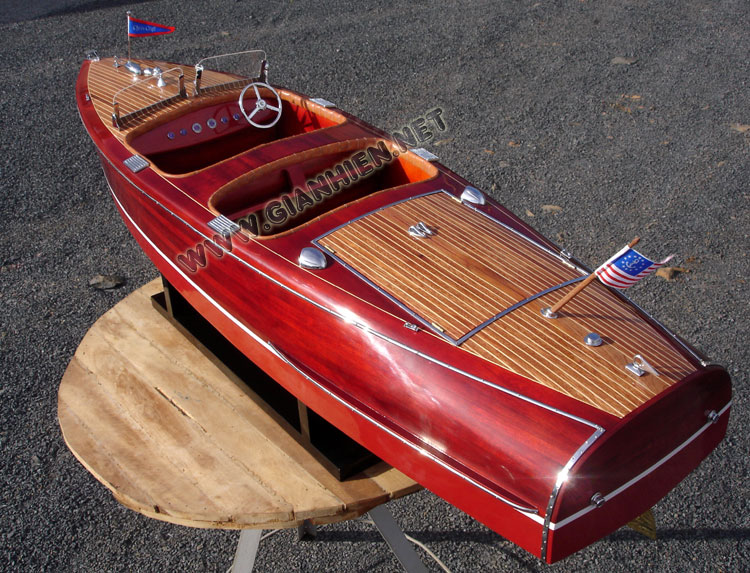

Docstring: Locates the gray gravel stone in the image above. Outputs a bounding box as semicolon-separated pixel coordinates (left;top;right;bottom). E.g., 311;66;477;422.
1;1;747;571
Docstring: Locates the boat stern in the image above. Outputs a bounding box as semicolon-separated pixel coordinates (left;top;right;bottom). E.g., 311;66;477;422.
544;365;731;563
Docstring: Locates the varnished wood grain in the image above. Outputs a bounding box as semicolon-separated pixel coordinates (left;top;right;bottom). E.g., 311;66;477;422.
58;279;419;530
87;58;258;138
319;192;695;418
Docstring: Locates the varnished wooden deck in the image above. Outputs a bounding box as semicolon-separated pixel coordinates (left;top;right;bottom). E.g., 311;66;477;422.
318;192;695;418
87;58;242;138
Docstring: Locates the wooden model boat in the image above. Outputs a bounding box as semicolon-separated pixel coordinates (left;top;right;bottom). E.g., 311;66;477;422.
76;49;731;563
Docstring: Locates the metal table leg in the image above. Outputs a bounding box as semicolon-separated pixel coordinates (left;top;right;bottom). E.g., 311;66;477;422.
232;506;428;573
232;529;262;573
369;504;428;573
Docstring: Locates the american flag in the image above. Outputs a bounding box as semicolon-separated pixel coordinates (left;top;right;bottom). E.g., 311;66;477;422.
595;246;673;289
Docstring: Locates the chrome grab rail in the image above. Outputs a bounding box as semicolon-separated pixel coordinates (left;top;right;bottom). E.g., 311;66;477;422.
111;66;186;128
193;49;268;96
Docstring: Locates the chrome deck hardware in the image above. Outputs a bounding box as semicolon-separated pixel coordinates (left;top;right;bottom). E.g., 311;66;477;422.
626;354;659;377
460;186;486;206
299;247;328;270
208;215;241;237
123;155;149;173
584;333;603;347
111;67;186;128
411;148;439;162
706;410;720;424
124;60;143;75
590;492;606;508
152;67;167;88
85;49;100;62
408;222;435;238
311;98;336;108
540;307;558;319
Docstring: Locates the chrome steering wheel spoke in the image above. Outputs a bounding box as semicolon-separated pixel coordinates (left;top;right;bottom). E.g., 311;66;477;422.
239;81;283;129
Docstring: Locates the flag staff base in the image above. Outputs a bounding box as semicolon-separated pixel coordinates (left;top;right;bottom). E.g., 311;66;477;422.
541;307;559;319
543;237;641;319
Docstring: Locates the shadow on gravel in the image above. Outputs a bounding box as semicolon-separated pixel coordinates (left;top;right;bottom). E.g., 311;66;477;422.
44;0;153;19
315;529;499;545
3;0;154;25
608;527;750;542
314;529;538;571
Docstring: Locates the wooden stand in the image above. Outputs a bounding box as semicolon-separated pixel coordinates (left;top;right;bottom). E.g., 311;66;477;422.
58;279;424;571
152;276;380;481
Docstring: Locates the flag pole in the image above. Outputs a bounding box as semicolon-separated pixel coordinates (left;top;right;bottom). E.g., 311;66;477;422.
127;11;132;62
542;237;640;318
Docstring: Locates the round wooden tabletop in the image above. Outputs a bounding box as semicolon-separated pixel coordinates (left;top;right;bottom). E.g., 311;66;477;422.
58;279;420;530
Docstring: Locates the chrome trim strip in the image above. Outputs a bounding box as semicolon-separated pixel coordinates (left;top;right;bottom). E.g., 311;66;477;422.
267;342;540;515
549;399;732;532
363;326;602;433
101;155;606;534
540;426;606;559
314;190;589;345
455;277;585;344
411;147;439;161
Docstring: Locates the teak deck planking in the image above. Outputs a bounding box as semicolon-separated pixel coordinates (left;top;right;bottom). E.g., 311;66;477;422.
58;279;420;529
87;58;241;139
319;192;695;418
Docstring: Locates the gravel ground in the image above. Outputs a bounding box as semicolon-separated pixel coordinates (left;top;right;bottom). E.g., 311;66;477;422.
1;1;747;571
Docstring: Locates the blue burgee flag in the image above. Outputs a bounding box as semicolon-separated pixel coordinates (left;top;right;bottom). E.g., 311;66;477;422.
128;15;175;37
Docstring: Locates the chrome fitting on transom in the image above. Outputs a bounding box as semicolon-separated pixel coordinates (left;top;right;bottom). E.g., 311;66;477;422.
590;492;606;508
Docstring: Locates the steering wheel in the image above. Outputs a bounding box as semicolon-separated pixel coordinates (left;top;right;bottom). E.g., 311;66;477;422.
238;82;282;128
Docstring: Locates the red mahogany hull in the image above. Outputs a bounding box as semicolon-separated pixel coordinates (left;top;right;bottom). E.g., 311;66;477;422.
77;55;731;563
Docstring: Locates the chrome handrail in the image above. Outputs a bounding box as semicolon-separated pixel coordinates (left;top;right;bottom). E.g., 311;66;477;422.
111;66;186;128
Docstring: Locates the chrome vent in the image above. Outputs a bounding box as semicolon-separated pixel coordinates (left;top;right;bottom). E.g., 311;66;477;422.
123;155;149;173
208;215;241;237
460;186;486;205
299;247;327;270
